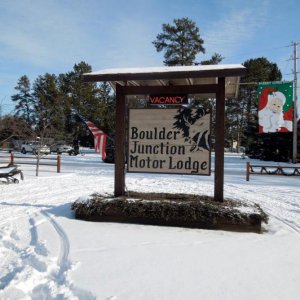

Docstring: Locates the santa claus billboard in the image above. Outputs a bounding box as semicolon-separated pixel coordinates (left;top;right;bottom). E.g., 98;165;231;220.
258;82;293;134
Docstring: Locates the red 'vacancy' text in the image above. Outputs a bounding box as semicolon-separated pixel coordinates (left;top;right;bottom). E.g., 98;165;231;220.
150;96;186;104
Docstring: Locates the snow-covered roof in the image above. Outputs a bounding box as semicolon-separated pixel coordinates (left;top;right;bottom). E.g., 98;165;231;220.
86;64;245;76
83;64;246;98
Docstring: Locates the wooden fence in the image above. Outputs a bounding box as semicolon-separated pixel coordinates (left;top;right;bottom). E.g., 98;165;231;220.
0;153;61;173
246;162;300;181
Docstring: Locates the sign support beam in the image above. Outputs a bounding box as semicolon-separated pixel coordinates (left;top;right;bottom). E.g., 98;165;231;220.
115;84;126;196
214;77;226;202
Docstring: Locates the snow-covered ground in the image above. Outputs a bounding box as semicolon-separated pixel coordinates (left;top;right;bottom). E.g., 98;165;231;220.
0;151;300;300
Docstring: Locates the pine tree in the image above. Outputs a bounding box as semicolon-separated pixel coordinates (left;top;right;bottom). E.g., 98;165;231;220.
99;81;115;134
61;62;114;146
64;62;99;118
200;53;224;65
57;73;73;140
225;98;246;151
153;17;205;66
11;75;36;126
32;73;65;140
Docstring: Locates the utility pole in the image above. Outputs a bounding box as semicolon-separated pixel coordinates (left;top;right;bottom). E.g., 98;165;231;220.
0;98;3;130
292;41;298;163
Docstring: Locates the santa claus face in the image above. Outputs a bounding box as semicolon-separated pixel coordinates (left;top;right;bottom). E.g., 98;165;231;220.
267;97;284;113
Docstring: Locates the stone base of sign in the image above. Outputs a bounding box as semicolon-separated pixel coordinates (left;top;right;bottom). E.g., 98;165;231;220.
72;192;268;233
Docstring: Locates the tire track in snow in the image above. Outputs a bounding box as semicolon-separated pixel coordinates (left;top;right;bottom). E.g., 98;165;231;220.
0;195;94;298
225;183;300;234
258;202;300;235
269;213;300;234
32;211;96;299
257;205;300;235
29;217;48;256
41;211;71;283
0;210;95;299
0;215;47;291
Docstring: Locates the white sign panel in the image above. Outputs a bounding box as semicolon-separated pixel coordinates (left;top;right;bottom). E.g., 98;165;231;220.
128;108;211;175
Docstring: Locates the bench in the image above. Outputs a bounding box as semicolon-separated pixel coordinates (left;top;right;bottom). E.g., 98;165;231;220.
0;165;24;184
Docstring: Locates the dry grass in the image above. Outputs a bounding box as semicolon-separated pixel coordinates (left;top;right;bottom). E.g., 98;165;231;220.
72;192;268;233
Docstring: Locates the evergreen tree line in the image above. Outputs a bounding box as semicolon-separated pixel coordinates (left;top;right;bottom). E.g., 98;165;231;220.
8;61;115;146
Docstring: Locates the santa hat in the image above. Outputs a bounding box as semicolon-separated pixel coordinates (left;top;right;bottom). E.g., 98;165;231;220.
259;87;275;110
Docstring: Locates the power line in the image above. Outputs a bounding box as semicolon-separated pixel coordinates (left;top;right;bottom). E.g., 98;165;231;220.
222;44;292;61
220;41;300;66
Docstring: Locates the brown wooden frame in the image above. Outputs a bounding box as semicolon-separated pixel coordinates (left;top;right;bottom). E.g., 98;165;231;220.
114;82;226;201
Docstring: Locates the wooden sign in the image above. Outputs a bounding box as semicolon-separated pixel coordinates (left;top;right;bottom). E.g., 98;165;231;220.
128;108;211;175
149;94;188;105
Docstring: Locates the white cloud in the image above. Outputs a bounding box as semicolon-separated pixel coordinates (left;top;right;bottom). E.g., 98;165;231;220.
0;0;163;71
0;1;91;68
201;1;270;61
100;16;161;68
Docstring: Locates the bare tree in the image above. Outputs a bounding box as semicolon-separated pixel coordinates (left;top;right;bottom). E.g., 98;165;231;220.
33;110;55;176
0;115;31;147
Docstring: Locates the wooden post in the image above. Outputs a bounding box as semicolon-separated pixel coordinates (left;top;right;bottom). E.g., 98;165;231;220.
57;155;61;173
214;77;225;202
115;84;126;196
10;152;14;166
246;162;250;181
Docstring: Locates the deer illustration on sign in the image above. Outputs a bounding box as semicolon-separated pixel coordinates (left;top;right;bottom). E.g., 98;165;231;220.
173;107;210;152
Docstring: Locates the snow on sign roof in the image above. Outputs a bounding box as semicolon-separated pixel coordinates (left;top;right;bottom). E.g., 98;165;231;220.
83;64;246;98
86;64;245;75
85;64;245;76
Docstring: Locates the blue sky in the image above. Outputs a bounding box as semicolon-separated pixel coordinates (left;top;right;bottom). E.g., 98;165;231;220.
0;0;299;115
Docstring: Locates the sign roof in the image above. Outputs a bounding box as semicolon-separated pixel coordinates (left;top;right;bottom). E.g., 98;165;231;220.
83;64;246;98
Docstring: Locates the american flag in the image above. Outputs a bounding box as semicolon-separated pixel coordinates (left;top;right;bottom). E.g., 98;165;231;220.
75;111;107;159
85;121;107;159
75;111;108;159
